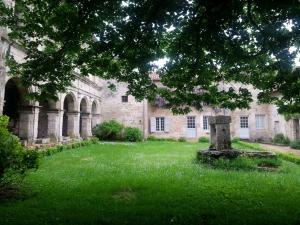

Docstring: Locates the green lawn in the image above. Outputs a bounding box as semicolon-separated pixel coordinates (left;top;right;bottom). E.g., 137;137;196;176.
1;141;300;225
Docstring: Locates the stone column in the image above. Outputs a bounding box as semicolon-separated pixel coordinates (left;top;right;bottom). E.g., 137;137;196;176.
47;110;62;142
209;116;232;151
0;38;8;116
0;99;4;116
80;113;92;139
67;112;80;138
143;100;149;139
18;106;39;144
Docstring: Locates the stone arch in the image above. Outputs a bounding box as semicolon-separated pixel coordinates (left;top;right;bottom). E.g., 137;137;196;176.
3;77;28;135
62;93;78;137
91;99;100;129
79;97;89;138
37;100;49;138
80;97;89;113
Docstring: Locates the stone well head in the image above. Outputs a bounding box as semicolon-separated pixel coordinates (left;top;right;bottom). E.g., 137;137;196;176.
209;116;232;151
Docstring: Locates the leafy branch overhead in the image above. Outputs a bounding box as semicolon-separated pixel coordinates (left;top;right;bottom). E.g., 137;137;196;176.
0;0;299;114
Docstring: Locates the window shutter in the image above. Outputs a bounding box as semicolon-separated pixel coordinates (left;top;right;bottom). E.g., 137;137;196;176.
165;118;170;132
150;117;156;133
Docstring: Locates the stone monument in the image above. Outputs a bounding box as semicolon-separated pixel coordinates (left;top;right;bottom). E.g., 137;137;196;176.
198;115;276;160
208;116;232;151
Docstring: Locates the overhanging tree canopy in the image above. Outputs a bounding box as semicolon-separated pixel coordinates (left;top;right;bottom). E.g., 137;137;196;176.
0;0;299;114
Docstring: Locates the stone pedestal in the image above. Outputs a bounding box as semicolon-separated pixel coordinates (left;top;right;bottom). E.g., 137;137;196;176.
67;112;80;138
209;116;232;151
198;116;276;161
47;110;62;142
0;99;3;116
80;113;92;139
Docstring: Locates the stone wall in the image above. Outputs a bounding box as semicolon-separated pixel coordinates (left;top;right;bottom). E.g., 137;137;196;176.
101;81;147;134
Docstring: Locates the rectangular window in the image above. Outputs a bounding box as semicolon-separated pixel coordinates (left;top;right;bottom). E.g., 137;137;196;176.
155;117;165;131
121;96;128;103
203;116;209;130
187;116;196;128
256;114;266;129
240;116;249;128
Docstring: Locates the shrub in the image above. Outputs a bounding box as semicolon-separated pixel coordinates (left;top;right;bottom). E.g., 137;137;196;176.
92;120;123;141
290;140;300;150
124;127;142;142
198;137;209;143
21;150;39;170
273;133;290;145
178;137;187;142
0;116;39;183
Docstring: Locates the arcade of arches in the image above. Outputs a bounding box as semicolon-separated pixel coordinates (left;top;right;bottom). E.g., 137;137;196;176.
1;78;101;145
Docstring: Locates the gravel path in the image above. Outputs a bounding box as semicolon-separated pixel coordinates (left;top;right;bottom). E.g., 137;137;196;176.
260;143;300;156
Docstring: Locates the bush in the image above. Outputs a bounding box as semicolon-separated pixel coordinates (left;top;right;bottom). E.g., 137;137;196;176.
273;133;290;145
0;116;39;182
92;120;123;141
21;150;39;170
290;140;300;150
124;127;142;142
178;137;187;142
198;137;209;143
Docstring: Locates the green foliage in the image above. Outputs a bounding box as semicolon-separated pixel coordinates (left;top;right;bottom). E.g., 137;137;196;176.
198;137;209;143
278;152;300;165
147;136;177;142
284;113;300;121
1;1;300;113
273;133;290;145
290;140;300;150
232;141;264;151
2;141;300;225
200;155;282;171
0;116;39;187
178;137;187;142
21;150;39;171
147;136;157;141
92;120;123;141
40;139;98;157
124;127;142;142
231;137;241;143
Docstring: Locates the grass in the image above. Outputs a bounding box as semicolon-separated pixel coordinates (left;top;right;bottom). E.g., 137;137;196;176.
0;141;300;225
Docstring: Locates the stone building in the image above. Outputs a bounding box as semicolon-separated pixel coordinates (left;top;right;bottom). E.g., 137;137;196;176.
1;0;299;144
102;74;299;142
1;27;102;145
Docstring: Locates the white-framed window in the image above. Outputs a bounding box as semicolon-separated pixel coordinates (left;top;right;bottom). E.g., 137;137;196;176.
240;116;249;128
256;114;266;129
203;116;209;130
156;117;165;131
187;116;196;128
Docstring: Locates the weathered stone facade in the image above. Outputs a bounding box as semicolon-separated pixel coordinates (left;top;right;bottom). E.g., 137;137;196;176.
97;78;299;142
0;31;102;145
